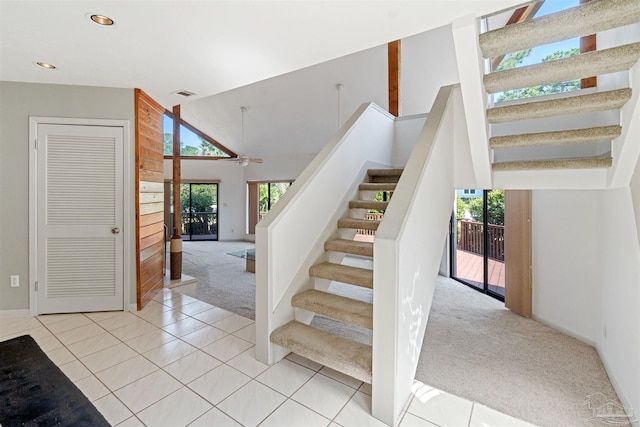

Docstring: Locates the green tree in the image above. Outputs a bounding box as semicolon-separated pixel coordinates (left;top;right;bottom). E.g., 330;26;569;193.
164;133;173;155
180;145;200;156
456;195;466;219
496;48;581;102
486;189;504;226
495;48;532;71
468;197;483;223
468;190;504;225
200;140;227;157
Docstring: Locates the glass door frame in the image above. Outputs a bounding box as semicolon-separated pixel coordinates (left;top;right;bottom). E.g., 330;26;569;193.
450;189;505;302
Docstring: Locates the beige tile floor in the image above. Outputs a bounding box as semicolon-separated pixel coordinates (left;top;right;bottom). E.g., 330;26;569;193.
0;288;535;427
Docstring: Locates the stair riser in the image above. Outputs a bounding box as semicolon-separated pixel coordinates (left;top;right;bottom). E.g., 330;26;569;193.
292;291;373;330
338;220;379;231
309;268;373;289
369;175;401;183
349;200;389;211
324;240;374;257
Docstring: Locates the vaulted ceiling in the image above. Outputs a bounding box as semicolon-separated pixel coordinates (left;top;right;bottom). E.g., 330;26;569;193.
1;0;522;156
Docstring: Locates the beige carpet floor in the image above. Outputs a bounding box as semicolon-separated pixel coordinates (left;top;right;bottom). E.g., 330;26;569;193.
172;241;628;427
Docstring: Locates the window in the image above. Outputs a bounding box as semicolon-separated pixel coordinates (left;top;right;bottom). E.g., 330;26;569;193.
163;113;235;158
247;181;292;234
259;182;291;219
492;0;592;103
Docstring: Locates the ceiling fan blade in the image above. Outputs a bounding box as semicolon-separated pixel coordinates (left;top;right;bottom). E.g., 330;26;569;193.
249;158;263;163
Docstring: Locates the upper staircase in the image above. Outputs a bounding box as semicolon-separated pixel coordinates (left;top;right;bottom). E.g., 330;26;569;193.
270;168;402;384
457;0;640;184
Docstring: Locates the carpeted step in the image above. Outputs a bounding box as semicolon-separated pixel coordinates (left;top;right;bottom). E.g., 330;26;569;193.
368;168;403;183
479;0;640;58
484;42;640;94
292;290;373;329
359;182;397;191
349;200;389;211
338;218;380;231
492;157;612;171
309;262;373;288
270;321;372;383
490;125;622;149
486;88;631;124
324;239;374;257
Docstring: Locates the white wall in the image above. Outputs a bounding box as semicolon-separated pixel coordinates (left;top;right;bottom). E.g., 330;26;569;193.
392;114;426;166
0;82;135;311
531;190;600;344
531;187;640;416
597;187;640;417
164;153;315;240
402;24;460;116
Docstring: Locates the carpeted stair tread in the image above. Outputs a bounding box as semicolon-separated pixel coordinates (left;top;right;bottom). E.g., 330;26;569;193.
486;88;631;123
359;182;397;191
309;262;373;288
270;321;372;383
349;200;389;210
492;157;612;171
490;125;622;149
367;168;404;177
484;42;640;94
338;218;380;231
325;239;374;257
367;168;403;183
479;0;640;58
292;290;373;329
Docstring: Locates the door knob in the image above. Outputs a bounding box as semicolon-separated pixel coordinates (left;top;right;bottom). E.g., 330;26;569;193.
111;227;121;235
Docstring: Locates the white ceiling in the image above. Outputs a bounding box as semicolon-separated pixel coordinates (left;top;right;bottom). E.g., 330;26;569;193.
1;0;523;157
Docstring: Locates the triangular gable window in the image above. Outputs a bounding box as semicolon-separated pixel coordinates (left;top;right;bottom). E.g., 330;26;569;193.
163;113;236;158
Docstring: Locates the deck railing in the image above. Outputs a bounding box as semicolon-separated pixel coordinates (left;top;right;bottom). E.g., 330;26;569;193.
358;212;384;235
458;219;504;261
180;211;218;236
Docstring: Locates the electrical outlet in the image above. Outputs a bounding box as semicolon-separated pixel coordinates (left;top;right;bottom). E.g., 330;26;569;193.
10;275;19;287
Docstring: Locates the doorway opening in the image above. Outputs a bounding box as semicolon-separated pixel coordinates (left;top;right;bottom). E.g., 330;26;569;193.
451;189;505;300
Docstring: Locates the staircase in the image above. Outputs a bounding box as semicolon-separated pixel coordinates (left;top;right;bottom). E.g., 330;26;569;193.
270;168;402;384
479;0;640;173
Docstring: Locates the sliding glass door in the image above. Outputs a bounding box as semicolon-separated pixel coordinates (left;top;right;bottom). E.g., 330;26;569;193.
168;183;218;241
451;189;505;299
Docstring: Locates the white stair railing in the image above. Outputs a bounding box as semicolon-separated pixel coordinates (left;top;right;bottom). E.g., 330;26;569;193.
372;85;462;425
255;103;397;365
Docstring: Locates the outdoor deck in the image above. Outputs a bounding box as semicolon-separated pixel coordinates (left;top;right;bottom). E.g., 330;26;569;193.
353;235;505;295
455;249;505;295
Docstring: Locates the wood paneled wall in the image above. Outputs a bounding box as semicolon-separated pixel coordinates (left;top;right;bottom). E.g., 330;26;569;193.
135;89;165;310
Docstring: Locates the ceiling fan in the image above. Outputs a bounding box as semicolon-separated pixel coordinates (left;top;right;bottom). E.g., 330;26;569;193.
215;106;263;166
216;155;263;166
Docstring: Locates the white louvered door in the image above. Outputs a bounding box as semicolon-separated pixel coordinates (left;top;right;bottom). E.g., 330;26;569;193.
36;124;123;313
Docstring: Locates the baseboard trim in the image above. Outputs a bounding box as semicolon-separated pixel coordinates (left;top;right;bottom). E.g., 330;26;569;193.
596;346;639;427
0;309;31;319
530;314;596;347
129;303;137;312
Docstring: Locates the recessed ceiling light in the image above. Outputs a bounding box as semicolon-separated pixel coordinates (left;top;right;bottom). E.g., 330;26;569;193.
36;62;56;69
90;14;114;26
